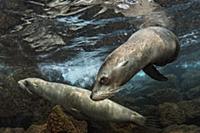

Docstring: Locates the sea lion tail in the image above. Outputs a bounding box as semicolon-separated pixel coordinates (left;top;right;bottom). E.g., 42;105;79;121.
132;115;161;132
135;116;161;132
144;116;160;128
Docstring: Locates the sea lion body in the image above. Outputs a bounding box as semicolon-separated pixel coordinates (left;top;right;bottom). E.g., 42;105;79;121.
91;26;179;101
18;78;145;125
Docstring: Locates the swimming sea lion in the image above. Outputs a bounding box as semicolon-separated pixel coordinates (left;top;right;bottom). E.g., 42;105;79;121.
18;78;146;125
91;26;180;101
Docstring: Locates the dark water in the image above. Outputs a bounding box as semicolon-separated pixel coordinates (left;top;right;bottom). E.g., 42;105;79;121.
0;0;200;130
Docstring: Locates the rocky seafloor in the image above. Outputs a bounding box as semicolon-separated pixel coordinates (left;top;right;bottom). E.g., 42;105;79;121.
0;0;200;132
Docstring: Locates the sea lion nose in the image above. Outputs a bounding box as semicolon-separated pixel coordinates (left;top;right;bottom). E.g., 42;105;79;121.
90;91;103;101
90;92;94;100
90;92;98;101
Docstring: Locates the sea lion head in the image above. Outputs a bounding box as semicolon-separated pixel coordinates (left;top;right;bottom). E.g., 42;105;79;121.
18;78;44;94
90;74;119;101
91;54;131;101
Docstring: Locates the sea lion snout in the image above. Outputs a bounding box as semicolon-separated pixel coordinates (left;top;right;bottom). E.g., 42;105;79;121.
90;91;103;101
18;78;41;94
18;79;33;94
90;87;109;101
90;82;107;101
90;91;114;101
18;80;26;89
90;83;119;101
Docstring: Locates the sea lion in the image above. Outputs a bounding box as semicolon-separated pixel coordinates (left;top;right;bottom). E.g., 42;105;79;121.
18;78;146;125
91;26;180;101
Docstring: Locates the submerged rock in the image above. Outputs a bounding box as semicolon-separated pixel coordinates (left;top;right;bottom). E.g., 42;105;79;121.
162;125;200;133
147;88;182;105
159;99;200;127
25;124;46;133
45;105;88;133
24;105;87;133
159;103;185;126
0;128;25;133
185;86;200;100
88;121;161;133
0;11;22;34
178;99;200;125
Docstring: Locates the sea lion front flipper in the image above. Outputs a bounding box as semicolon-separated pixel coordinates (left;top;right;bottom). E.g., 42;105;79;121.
143;65;168;81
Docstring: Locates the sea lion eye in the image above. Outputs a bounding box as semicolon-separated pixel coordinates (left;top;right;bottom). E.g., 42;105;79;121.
99;76;110;85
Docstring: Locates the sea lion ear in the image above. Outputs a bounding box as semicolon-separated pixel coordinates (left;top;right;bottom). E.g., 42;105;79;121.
116;60;129;68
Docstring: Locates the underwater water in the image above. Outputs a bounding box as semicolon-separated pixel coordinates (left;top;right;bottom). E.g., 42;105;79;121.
0;0;200;132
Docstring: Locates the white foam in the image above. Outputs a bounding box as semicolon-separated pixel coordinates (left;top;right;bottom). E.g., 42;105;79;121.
117;3;130;10
38;48;106;87
57;15;94;30
179;29;200;48
176;61;200;69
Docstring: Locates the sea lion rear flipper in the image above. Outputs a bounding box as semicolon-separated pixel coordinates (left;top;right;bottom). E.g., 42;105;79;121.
143;65;168;81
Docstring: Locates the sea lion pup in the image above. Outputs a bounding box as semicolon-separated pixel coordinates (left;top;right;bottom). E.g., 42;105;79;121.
18;78;146;125
91;26;180;101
